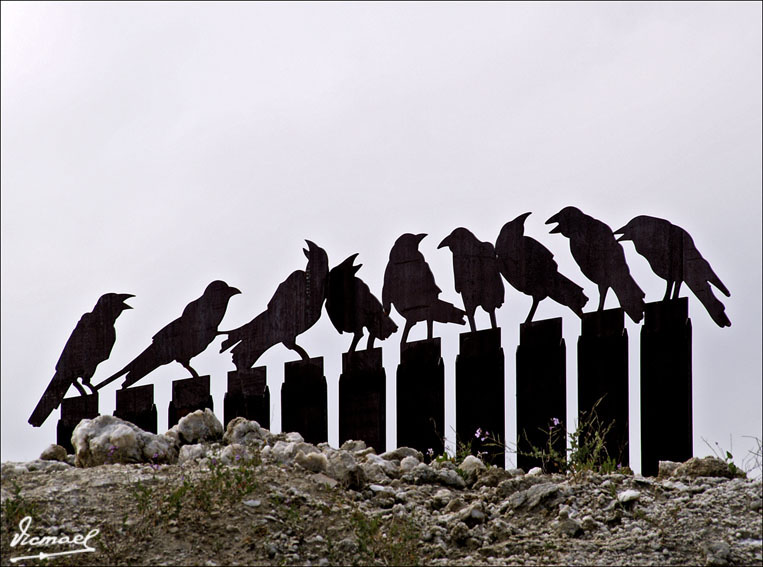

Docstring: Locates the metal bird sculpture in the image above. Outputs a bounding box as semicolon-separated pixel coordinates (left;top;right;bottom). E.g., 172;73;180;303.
614;215;731;327
29;292;134;426
495;212;588;323
221;241;329;370
325;253;398;352
546;206;645;323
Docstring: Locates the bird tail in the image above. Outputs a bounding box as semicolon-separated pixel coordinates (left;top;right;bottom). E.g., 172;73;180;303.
685;276;731;328
431;300;466;325
221;312;274;370
28;373;70;427
612;275;646;324
118;344;167;389
373;312;398;340
548;274;588;318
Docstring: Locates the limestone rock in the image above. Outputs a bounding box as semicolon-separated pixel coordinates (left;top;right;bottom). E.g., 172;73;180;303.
223;418;267;448
178;443;207;464
168;409;223;446
675;457;744;479
295;450;328;473
220;443;252;465
72;415;178;467
39;444;68;462
381;447;424;462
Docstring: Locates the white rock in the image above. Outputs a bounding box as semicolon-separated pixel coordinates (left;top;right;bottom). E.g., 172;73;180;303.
460;455;487;474
617;489;641;503
527;466;544;476
169;409;223;445
220;443;251;465
178;444;206;464
295;450;328;473
72;415;178;467
400;455;419;472
285;431;304;443
223;418;266;447
40;444;68;462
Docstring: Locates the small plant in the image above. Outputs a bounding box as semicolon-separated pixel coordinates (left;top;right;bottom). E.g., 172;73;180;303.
702;437;747;478
1;480;38;531
519;397;626;475
350;510;420;566
742;436;762;478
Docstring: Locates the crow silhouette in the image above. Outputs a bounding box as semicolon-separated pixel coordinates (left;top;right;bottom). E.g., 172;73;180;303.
382;233;465;344
221;241;329;369
28;293;134;427
546;206;645;323
496;212;588;324
614;215;731;327
438;227;504;331
326;253;398;352
95;281;241;390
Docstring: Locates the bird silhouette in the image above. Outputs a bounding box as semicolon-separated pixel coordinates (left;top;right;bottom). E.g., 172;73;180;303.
221;240;329;370
614;215;731;327
546;206;645;323
496;212;588;324
438;227;504;331
382;233;466;344
95;281;241;390
326;253;398;352
29;293;134;427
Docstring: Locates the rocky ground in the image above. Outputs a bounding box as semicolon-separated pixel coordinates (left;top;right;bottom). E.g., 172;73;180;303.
1;412;761;566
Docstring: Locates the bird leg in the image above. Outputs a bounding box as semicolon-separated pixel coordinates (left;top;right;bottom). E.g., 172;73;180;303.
401;320;413;345
349;332;362;353
525;298;540;325
663;281;673;301
467;313;477;333
597;286;608;311
82;379;97;395
426;319;434;340
672;281;682;300
73;380;89;397
283;339;310;361
180;361;201;379
367;334;376;350
489;310;498;329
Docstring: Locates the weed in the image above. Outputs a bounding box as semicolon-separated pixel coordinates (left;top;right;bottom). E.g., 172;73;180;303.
350;510;421;566
1;480;38;531
702;437;746;478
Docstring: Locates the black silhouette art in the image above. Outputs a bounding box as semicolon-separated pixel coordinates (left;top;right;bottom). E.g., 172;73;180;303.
95;281;241;390
546;207;645;323
438;228;504;332
29;293;134;427
496;212;588;324
614;215;731;327
382;233;466;344
221;241;329;369
326;254;398;352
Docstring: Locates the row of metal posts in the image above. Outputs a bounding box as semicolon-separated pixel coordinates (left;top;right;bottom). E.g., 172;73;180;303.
55;299;692;476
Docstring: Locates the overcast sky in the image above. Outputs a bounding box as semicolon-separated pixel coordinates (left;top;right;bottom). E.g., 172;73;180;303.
2;2;761;474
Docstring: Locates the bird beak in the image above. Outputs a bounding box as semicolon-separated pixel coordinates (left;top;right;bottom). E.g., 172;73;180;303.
119;294;135;309
229;287;242;296
512;212;532;224
437;235;451;249
303;240;318;257
613;226;627;241
415;233;427;244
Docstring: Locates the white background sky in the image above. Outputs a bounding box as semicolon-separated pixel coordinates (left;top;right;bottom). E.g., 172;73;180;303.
2;2;761;474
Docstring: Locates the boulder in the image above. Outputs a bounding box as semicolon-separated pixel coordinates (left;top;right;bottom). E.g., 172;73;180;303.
381;447;424;462
72;415;178;467
223;418;267;448
178;443;207;464
39;444;68;462
674;457;744;479
220;443;252;465
167;409;223;446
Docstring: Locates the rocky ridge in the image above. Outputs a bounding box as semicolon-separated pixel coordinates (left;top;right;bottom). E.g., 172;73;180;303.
1;411;761;566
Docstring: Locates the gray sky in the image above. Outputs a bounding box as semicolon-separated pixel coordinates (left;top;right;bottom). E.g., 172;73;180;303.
2;2;761;474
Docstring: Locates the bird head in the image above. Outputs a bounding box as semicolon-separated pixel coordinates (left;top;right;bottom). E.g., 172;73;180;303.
205;280;242;298
330;253;362;280
303;239;329;272
614;216;660;243
390;233;427;261
437;227;478;253
95;293;135;314
545;206;584;236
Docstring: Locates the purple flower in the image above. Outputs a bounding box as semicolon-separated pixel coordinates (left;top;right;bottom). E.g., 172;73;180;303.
551;417;561;427
475;428;483;439
427;448;434;457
